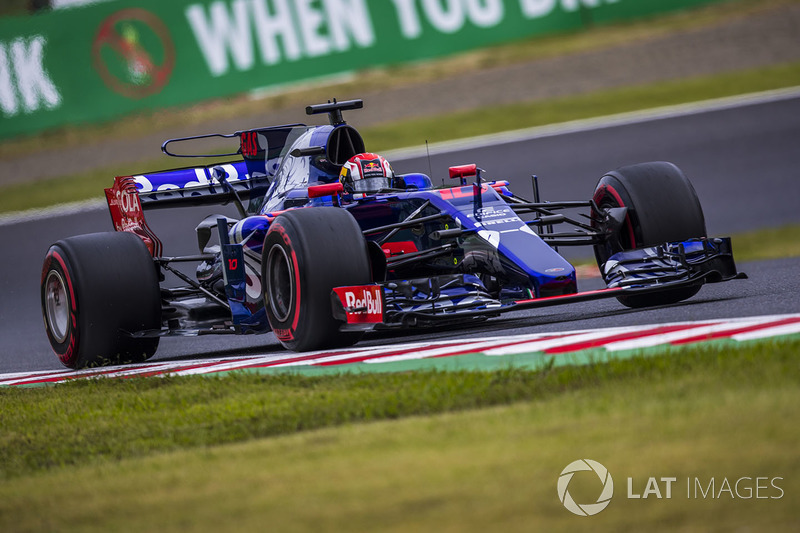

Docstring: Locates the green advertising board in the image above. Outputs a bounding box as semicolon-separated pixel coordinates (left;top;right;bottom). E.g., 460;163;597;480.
0;0;728;139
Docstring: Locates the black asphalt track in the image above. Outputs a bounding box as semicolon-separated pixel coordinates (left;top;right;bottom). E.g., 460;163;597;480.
2;95;799;373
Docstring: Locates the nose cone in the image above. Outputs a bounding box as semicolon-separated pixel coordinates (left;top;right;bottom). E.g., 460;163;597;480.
538;268;578;297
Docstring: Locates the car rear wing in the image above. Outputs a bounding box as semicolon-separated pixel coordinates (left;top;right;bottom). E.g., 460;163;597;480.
126;123;315;210
104;158;272;256
124;160;270;210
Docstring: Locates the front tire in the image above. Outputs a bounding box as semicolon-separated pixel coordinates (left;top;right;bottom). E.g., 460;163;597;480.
41;232;161;368
262;207;371;351
592;162;707;308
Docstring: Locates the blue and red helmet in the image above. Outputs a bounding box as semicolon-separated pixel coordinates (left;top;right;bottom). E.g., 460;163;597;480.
339;153;394;192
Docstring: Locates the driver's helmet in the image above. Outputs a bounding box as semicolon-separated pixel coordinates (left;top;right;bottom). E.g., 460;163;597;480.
339;153;394;193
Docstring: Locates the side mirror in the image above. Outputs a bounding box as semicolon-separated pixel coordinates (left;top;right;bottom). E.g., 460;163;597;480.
308;182;344;199
448;164;478;186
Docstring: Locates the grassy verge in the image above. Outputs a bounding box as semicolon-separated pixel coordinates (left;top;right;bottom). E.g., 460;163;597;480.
1;338;797;531
1;61;799;215
732;224;800;262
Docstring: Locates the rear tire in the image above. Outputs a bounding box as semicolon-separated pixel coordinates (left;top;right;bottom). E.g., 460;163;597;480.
41;232;161;369
592;161;707;308
262;207;371;351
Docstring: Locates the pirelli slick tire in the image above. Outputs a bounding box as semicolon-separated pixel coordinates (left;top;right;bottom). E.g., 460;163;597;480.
592;161;707;308
263;207;371;352
41;232;161;369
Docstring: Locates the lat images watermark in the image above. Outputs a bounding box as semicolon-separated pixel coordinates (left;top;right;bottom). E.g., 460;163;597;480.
627;476;785;500
558;461;785;516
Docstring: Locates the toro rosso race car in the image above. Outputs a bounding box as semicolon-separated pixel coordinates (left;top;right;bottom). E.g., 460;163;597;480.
41;99;745;369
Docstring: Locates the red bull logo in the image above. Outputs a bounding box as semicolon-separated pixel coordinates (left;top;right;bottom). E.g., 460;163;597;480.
333;285;383;324
361;159;384;177
344;288;382;315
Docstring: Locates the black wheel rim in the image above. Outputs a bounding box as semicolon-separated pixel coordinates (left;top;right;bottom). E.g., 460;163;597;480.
593;184;637;266
266;244;294;323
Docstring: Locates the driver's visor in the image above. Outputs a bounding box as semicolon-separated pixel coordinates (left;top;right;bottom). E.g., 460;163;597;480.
352;177;393;193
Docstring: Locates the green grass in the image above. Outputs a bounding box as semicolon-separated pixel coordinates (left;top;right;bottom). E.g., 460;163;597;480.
1;61;799;216
1;338;798;531
732;224;800;262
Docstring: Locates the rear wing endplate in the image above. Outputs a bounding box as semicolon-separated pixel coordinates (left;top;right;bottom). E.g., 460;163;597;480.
105;176;163;257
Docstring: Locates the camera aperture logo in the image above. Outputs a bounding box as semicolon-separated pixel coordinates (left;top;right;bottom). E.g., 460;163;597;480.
558;459;614;516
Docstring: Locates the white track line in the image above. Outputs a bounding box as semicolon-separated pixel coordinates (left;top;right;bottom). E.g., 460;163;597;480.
361;338;529;364
0;198;106;227
733;322;800;342
603;318;763;352
484;325;645;356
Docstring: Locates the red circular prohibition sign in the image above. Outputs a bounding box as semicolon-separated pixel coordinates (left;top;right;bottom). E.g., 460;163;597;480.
92;8;175;99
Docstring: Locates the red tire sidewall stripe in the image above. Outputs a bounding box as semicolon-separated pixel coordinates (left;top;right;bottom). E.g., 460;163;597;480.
43;249;79;367
270;222;302;340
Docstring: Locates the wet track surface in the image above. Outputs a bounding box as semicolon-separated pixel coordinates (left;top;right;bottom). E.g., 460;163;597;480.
2;95;799;373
